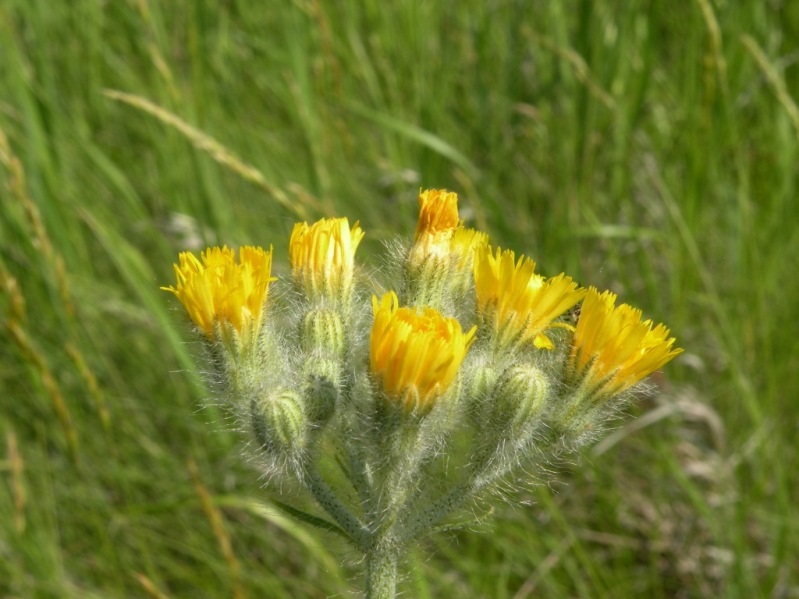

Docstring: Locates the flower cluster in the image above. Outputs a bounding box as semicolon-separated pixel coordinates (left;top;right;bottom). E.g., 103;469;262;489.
163;189;682;598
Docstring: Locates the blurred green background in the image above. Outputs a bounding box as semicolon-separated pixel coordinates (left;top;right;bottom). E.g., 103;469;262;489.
1;0;797;597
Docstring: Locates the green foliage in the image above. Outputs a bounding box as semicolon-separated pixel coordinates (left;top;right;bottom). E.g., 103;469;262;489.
1;0;797;596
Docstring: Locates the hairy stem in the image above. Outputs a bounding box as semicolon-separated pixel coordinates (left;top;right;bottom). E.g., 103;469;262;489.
298;462;370;549
365;543;398;599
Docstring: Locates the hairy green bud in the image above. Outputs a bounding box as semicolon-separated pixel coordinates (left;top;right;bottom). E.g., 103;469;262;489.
492;364;549;436
469;361;498;402
301;308;346;359
403;252;451;310
301;357;340;425
251;390;307;457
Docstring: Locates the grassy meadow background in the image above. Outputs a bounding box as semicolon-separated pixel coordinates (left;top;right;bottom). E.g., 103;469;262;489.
2;0;798;597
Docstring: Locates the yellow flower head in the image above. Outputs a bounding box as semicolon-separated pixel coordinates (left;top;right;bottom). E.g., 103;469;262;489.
474;246;585;349
570;288;683;395
370;291;476;412
289;217;364;302
412;189;461;258
415;189;460;239
162;245;275;348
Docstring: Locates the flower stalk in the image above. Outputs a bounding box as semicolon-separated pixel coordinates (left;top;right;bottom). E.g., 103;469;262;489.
365;542;399;599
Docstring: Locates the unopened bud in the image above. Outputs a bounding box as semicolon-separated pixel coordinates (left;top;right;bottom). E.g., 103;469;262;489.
493;365;549;435
466;359;499;424
546;387;609;450
252;390;307;456
301;357;340;425
403;253;451;309
301;308;346;359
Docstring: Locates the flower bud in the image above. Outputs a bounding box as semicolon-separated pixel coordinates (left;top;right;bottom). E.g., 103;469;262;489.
251;390;307;457
301;357;340;426
492;365;549;435
301;308;346;359
403;252;451;309
405;189;460;309
470;362;499;404
465;356;499;425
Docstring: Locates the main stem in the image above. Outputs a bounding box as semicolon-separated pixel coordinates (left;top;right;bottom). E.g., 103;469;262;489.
365;543;398;599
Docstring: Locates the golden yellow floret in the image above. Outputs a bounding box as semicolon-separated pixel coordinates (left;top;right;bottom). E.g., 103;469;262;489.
162;246;275;345
415;189;460;239
474;246;585;349
450;227;489;270
411;189;461;259
570;287;683;394
289;217;364;300
370;291;477;412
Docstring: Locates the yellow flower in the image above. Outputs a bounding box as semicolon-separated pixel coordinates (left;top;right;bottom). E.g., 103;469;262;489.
370;292;476;412
162;246;275;348
450;227;489;272
410;189;461;261
405;190;488;308
474;246;585;350
569;288;683;395
415;189;460;241
289;217;364;302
